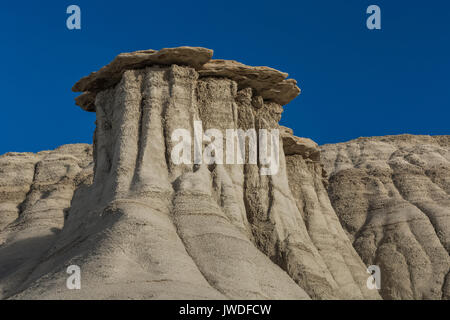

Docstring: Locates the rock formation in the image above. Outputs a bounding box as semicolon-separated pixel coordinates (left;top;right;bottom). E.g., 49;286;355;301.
1;47;447;300
321;135;450;299
0;47;383;300
0;144;93;298
73;47;299;112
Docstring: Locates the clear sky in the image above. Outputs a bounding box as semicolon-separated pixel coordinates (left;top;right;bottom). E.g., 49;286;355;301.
0;0;449;154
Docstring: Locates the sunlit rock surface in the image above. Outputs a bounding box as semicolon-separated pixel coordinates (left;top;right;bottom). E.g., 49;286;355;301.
4;47;442;300
321;135;450;300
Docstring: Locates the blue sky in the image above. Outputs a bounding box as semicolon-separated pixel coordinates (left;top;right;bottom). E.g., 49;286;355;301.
0;0;449;154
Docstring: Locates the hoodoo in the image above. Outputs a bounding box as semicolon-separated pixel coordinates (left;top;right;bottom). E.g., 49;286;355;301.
0;47;383;299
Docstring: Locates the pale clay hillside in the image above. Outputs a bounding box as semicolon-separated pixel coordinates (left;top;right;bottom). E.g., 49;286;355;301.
321;134;450;299
0;47;448;300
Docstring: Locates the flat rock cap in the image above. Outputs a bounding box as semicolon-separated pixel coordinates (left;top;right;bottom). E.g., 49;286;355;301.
280;126;320;161
73;46;300;111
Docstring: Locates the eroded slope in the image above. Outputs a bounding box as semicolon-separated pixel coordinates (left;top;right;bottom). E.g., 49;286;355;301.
321;135;450;299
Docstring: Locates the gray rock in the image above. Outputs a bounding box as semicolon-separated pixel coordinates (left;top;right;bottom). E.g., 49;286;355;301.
10;48;446;300
321;135;450;300
0;144;93;298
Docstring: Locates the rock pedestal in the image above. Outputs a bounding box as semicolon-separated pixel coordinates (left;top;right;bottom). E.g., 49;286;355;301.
0;47;380;300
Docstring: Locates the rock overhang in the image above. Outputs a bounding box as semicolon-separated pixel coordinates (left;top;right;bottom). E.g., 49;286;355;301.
72;46;301;112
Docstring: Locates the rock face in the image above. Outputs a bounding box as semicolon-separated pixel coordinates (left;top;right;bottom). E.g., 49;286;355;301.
282;129;379;299
0;47;380;300
0;144;93;298
321;135;450;300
